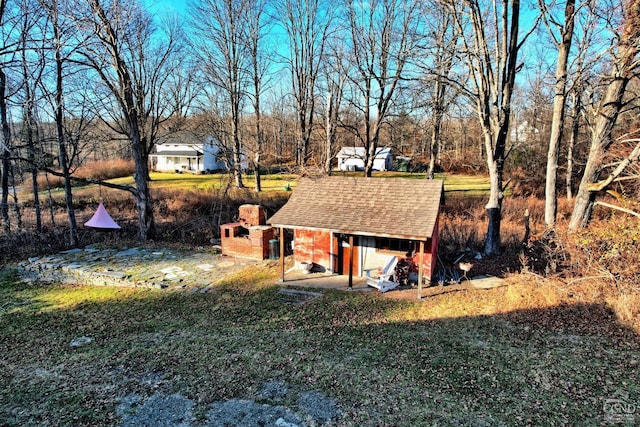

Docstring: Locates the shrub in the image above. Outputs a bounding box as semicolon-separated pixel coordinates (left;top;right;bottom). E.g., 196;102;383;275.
24;159;135;192
568;216;640;285
33;173;65;190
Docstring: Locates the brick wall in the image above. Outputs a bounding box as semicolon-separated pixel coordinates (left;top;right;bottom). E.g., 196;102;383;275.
220;223;276;260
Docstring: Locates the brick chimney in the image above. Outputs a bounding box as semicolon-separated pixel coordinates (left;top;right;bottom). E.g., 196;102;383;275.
238;204;266;227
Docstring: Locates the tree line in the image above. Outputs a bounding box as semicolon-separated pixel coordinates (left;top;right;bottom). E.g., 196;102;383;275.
0;0;638;254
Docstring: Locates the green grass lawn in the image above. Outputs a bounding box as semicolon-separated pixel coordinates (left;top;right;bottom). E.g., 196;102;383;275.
109;172;299;192
1;266;638;426
119;171;487;194
34;171;488;204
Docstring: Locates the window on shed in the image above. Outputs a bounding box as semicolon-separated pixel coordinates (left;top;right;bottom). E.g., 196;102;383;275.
376;238;414;253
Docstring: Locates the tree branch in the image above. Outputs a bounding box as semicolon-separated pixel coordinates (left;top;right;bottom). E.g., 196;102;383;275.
594;200;640;219
587;138;640;192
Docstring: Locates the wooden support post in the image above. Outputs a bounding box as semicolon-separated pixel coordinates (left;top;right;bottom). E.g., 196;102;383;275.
418;240;425;299
348;235;354;289
280;227;285;283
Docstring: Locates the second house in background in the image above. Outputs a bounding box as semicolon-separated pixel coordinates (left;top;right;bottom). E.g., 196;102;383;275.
336;147;394;172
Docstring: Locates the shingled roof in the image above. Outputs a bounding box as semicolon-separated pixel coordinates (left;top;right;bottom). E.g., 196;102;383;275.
267;176;444;241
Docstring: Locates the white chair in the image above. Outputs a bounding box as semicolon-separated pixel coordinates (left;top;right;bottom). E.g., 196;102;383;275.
364;256;399;292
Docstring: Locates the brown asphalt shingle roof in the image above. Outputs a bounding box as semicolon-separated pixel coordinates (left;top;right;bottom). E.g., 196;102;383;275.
267;176;443;240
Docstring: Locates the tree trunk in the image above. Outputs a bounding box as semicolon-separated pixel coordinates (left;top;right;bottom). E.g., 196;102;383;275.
88;0;157;240
569;7;638;230
131;132;155;240
54;8;77;246
30;160;41;233
364;135;377;178
427;113;442;179
483;131;504;255
565;129;575;200
253;120;262;194
45;173;56;226
0;69;10;234
324;89;334;176
544;0;575;229
324;116;333;176
566;92;580;201
232;122;244;189
428;72;448;179
253;153;261;192
251;99;261;192
569;76;631;229
10;170;22;231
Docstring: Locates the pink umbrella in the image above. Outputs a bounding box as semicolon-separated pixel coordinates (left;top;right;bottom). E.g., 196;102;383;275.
84;200;121;230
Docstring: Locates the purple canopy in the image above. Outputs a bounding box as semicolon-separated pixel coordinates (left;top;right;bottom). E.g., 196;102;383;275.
84;201;121;230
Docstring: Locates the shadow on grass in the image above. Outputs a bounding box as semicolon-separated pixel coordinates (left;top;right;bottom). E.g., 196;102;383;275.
1;277;639;426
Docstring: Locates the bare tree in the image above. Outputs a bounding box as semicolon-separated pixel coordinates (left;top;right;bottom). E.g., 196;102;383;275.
564;0;603;201
343;0;422;177
39;0;81;245
421;1;460;179
73;0;158;239
20;2;44;234
279;0;333;167
0;0;19;234
569;0;640;229
319;39;347;175
542;0;576;229
323;74;345;176
135;15;189;177
245;0;271;192
190;0;251;188
446;0;539;255
0;71;10;234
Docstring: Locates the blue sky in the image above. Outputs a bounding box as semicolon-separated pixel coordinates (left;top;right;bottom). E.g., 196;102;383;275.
144;0;187;16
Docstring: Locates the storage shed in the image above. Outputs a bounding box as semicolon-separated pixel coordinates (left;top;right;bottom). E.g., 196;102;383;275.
267;176;444;293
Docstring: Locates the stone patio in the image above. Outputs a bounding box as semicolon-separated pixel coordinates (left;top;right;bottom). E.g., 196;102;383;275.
17;245;260;292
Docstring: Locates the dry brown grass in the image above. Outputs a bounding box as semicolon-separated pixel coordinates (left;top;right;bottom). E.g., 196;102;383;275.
74;158;135;181
436;194;640;332
23;159;136;191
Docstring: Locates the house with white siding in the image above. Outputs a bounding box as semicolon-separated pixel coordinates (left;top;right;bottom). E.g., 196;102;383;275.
336;147;394;172
150;136;228;173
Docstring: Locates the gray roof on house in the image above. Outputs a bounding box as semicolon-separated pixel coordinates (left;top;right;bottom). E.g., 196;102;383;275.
336;146;391;159
267;176;443;240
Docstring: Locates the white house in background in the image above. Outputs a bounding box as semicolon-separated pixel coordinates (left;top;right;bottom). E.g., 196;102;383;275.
150;136;228;173
336;146;394;172
510;120;540;144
